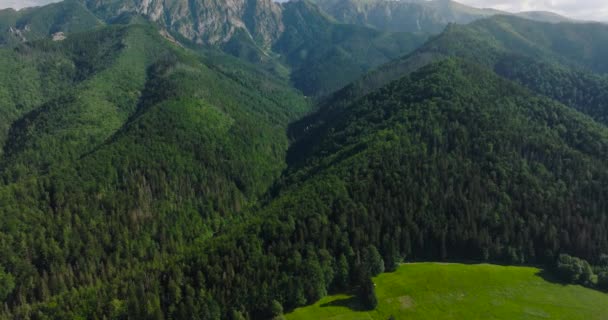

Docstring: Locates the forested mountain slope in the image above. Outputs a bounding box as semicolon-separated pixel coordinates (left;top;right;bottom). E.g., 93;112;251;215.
274;0;428;96
17;55;608;319
0;1;607;319
0;22;310;319
0;0;428;97
161;59;608;318
0;0;103;46
303;15;608;138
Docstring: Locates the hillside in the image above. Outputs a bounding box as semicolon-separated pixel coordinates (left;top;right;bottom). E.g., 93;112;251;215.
307;0;571;34
150;59;608;318
309;15;608;136
274;0;428;96
0;0;103;46
0;1;607;319
288;263;608;320
308;0;500;33
0;22;310;319
0;0;428;97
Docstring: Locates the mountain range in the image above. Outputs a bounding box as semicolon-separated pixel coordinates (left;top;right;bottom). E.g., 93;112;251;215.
0;0;580;96
0;0;607;319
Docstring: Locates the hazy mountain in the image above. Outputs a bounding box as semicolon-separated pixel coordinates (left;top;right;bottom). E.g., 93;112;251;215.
313;15;608;130
273;0;428;95
306;0;572;34
307;0;498;33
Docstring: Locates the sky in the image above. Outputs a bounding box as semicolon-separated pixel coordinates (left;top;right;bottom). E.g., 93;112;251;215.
0;0;61;10
456;0;608;21
0;0;606;21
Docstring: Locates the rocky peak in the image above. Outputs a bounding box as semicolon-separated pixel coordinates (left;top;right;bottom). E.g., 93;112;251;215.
83;0;284;47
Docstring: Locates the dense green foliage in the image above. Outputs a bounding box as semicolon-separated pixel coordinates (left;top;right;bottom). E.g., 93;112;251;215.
321;15;608;129
0;0;102;47
287;263;608;320
0;0;428;98
357;275;378;310
0;22;309;319
556;254;594;285
274;0;428;96
1;2;608;319
69;59;606;319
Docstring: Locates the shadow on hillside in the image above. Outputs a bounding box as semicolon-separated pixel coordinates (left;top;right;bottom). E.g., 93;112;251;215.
535;269;568;286
320;296;367;311
534;269;607;294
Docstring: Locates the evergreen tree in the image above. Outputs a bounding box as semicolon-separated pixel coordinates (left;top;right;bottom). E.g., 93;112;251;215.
357;274;378;311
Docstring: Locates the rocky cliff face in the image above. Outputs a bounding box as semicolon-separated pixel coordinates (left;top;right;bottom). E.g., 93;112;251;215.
84;0;283;47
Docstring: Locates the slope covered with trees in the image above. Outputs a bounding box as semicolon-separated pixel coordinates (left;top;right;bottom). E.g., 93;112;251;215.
274;0;428;96
155;59;608;318
0;1;608;319
305;15;608;139
0;21;310;319
0;0;103;47
20;59;604;319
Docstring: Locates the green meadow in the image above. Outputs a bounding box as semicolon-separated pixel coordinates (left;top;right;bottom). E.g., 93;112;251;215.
286;263;608;320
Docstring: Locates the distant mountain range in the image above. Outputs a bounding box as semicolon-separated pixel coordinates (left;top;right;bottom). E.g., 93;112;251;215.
0;0;578;96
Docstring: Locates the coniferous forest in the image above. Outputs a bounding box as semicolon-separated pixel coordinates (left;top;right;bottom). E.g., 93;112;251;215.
0;0;607;319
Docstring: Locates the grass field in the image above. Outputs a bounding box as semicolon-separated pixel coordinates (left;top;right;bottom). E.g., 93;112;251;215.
286;263;608;320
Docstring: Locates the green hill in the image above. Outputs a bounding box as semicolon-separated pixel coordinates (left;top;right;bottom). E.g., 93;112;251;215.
0;21;310;319
275;0;428;96
287;263;608;320
315;15;608;133
160;59;608;318
0;0;103;47
0;2;608;319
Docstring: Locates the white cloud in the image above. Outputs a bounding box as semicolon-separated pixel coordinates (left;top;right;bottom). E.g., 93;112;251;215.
0;0;61;10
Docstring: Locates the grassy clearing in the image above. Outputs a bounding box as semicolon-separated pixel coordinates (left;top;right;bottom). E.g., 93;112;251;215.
287;263;608;320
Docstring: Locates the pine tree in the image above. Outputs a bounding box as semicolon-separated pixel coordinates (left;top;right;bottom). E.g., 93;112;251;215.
357;274;378;310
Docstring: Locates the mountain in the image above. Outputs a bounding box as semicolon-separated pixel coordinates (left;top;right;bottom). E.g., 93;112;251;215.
5;50;608;318
0;0;608;319
310;15;608;135
82;0;284;48
273;0;428;96
516;11;574;23
306;0;572;34
307;0;500;33
0;0;103;46
175;59;608;317
0;21;310;319
0;0;428;97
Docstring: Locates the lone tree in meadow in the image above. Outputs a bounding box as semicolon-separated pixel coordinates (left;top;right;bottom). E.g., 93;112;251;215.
358;273;378;310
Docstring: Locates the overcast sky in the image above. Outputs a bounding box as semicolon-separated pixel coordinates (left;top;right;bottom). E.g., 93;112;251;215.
0;0;606;21
457;0;608;21
0;0;60;10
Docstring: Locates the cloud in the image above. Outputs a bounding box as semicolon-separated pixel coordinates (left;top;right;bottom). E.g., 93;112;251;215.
0;0;61;10
456;0;608;21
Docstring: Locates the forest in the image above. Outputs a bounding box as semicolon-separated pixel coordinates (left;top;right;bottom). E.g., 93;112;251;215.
0;0;607;319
